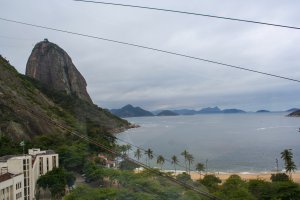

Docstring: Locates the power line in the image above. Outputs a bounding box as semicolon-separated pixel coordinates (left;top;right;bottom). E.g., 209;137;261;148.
72;0;300;30
1;17;299;84
107;134;190;171
7;99;220;200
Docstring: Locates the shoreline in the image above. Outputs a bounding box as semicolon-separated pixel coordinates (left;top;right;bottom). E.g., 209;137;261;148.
162;170;300;183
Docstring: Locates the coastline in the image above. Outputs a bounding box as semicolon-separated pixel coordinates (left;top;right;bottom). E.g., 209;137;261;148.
162;170;300;183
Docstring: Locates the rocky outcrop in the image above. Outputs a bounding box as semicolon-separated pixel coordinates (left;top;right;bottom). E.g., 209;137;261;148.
26;39;92;103
0;54;129;140
287;110;300;117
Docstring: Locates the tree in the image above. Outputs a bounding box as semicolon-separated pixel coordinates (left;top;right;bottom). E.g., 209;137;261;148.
199;174;221;193
119;145;128;156
37;168;74;199
119;160;139;170
125;144;132;155
195;162;205;179
270;173;289;182
186;153;194;174
145;148;153;166
156;155;165;170
272;181;300;199
217;175;256;200
181;150;189;172
171;155;179;174
176;172;192;183
281;149;297;178
134;149;142;161
248;179;273;200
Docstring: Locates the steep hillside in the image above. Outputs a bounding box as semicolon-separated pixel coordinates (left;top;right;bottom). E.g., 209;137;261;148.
0;55;129;141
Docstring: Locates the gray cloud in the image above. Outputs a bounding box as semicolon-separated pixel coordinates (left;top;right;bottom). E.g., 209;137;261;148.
1;0;300;111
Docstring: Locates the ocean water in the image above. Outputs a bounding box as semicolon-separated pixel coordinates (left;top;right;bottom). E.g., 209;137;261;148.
117;113;300;173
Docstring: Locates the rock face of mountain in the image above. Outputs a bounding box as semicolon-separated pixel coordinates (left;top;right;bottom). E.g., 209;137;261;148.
0;55;129;140
157;110;178;116
26;39;92;103
111;105;154;118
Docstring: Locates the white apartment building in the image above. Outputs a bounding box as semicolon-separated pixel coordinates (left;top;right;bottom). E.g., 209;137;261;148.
0;149;59;200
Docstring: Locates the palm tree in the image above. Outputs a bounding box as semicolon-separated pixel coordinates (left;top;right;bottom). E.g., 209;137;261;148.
157;155;165;170
186;153;194;174
134;149;142;172
195;162;205;179
171;155;179;174
119;145;127;155
281;149;297;178
145;148;153;166
134;149;142;161
125;144;132;155
181;150;189;172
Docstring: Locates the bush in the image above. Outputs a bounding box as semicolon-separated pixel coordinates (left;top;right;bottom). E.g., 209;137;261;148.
271;173;289;182
199;174;221;192
248;179;273;200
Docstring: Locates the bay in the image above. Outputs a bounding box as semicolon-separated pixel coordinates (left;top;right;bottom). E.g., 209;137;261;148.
118;113;300;173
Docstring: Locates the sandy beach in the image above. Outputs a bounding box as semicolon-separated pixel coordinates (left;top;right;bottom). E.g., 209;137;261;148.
159;170;300;183
189;171;300;183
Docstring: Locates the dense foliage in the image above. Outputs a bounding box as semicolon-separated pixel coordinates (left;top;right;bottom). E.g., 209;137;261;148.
66;160;300;200
66;161;207;200
37;167;75;199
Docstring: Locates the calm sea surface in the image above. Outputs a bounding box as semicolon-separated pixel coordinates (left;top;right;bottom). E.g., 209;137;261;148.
118;113;300;172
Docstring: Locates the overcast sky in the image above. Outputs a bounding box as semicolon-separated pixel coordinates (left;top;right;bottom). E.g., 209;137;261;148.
1;0;300;111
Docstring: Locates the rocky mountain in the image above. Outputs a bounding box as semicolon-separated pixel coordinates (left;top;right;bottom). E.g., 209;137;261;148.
157;110;179;116
222;109;246;113
26;39;92;103
172;109;198;115
287;110;300;117
0;54;129;141
286;108;300;112
198;106;222;114
256;110;270;113
110;104;154;118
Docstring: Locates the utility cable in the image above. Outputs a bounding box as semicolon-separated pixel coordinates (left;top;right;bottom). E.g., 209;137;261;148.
72;0;300;30
104;134;191;172
7;99;220;200
0;17;299;83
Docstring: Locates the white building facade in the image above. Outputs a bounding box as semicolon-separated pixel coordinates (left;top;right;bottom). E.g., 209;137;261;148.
0;149;59;200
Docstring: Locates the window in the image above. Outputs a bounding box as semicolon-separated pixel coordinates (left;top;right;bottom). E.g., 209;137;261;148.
16;192;22;199
46;158;49;171
52;156;57;168
16;182;22;190
39;157;43;175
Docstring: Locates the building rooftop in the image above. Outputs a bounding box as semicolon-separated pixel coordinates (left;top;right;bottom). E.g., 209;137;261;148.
0;173;13;183
0;149;57;162
0;173;23;183
0;155;18;162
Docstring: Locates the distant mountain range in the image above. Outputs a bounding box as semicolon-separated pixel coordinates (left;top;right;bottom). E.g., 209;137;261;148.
286;108;300;112
157;110;179;116
110;104;154;118
110;105;299;118
256;110;270;113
